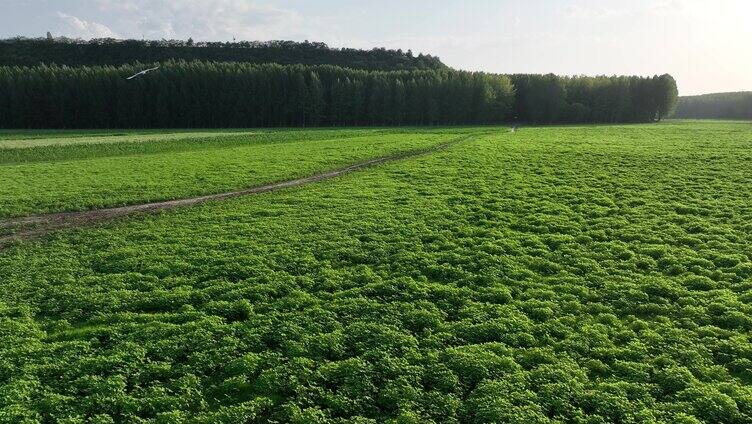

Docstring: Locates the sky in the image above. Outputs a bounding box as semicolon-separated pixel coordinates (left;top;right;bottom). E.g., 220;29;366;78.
2;0;750;95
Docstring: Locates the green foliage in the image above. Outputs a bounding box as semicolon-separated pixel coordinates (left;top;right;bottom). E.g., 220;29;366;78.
0;62;514;129
673;91;752;120
0;61;677;129
0;128;471;217
0;37;446;71
0;122;751;422
510;73;679;123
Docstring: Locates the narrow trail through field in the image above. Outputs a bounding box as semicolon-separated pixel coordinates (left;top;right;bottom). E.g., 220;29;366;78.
0;134;476;246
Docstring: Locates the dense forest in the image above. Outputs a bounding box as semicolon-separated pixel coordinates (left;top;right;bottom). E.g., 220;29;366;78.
511;74;678;123
0;62;515;128
0;61;677;129
673;92;752;120
0;37;446;71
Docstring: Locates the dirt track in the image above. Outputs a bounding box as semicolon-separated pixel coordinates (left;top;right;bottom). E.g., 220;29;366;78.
0;135;471;246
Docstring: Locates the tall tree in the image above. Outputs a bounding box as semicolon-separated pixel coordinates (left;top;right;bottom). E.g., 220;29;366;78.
655;74;678;121
0;61;672;128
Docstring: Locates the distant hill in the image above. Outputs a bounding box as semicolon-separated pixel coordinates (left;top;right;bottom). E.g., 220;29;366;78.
0;37;447;71
673;91;752;120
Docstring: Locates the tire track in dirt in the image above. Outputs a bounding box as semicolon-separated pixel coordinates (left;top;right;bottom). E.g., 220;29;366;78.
0;134;477;246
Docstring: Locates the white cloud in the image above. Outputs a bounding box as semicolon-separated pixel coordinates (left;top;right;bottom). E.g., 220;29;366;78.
647;0;708;16
89;0;329;42
561;4;629;19
56;12;117;38
95;0;139;13
562;0;716;20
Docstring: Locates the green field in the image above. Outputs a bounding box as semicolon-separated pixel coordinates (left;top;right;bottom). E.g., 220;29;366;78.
1;121;752;423
0;128;477;218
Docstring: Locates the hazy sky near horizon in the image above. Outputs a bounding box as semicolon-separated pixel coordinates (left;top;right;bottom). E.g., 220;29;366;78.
2;0;750;95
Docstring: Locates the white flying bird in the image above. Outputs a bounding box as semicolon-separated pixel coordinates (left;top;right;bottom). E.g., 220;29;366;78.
126;66;160;80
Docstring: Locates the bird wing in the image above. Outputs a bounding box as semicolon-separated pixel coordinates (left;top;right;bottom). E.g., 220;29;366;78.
126;67;158;80
125;65;159;79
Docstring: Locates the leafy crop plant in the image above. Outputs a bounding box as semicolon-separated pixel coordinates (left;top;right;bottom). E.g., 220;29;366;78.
0;121;751;423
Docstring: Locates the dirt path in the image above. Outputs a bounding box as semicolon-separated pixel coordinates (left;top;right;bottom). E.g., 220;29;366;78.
0;135;472;246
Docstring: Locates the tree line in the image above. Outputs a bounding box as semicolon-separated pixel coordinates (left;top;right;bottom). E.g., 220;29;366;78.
511;73;678;123
0;61;677;128
672;91;752;120
0;37;446;71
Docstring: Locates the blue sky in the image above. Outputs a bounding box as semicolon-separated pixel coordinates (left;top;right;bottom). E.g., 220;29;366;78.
2;0;751;95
